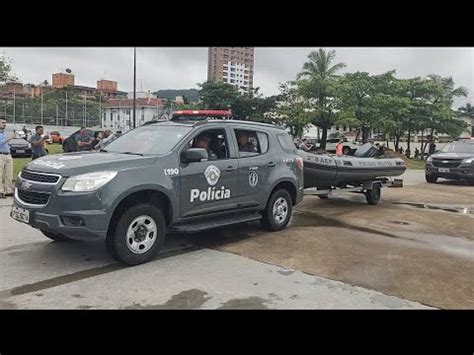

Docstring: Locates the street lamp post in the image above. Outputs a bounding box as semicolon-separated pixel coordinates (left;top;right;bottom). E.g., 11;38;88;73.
133;47;136;129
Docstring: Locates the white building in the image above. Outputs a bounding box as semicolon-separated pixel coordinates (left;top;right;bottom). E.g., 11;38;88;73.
102;98;166;132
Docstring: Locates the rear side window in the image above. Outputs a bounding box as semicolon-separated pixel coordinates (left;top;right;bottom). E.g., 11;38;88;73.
234;129;269;157
277;133;296;153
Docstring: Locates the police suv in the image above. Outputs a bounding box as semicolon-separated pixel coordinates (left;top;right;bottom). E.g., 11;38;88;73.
11;114;304;265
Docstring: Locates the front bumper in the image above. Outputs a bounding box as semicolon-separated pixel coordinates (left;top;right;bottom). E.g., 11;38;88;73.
11;183;112;240
425;163;474;180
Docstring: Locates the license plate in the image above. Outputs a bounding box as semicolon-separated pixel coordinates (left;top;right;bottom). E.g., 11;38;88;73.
11;206;30;223
438;168;450;173
16;150;25;153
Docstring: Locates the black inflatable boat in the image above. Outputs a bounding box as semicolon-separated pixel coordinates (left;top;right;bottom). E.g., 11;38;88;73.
298;147;406;189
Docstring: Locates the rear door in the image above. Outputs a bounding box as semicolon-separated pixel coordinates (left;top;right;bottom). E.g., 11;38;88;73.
231;127;276;208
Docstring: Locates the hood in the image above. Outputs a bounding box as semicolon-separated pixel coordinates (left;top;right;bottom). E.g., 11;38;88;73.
431;152;474;160
24;151;158;176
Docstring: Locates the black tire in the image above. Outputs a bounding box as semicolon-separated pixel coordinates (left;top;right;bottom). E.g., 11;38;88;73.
261;189;293;231
425;174;438;183
40;229;71;242
106;203;166;266
365;184;381;205
343;146;351;155
318;194;329;199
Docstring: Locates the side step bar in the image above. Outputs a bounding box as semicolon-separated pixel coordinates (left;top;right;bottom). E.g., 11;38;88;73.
171;213;262;233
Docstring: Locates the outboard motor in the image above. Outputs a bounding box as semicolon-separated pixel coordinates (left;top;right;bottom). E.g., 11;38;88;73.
354;143;379;158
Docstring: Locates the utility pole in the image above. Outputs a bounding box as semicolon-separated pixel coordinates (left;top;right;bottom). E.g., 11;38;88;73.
99;94;102;129
133;47;137;129
40;89;44;126
13;87;16;126
65;91;68;126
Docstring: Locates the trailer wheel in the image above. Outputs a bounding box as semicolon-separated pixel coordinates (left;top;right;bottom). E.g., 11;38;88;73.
365;184;381;205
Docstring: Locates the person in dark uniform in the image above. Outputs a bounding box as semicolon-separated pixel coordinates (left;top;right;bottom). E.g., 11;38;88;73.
193;133;217;160
237;131;257;153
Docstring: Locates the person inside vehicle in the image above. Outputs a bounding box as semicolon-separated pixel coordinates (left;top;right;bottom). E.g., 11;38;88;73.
237;131;257;153
299;137;313;152
193;133;217;160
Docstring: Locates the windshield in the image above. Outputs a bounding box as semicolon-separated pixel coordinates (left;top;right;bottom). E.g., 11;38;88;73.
441;143;474;154
104;125;192;155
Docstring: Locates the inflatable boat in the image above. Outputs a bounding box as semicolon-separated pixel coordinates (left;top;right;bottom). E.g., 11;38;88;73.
298;150;406;189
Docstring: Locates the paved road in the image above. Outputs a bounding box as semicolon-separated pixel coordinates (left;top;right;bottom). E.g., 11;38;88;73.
0;193;431;309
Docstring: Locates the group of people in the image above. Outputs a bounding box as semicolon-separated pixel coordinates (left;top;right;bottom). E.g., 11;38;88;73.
0;117;118;198
75;127;115;152
192;130;258;160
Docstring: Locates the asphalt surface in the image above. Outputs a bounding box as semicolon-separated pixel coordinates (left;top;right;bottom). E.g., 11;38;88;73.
1;169;472;309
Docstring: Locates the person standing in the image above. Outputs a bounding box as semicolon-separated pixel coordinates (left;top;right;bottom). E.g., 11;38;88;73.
75;127;92;152
414;147;420;159
0;117;15;198
335;139;344;156
29;125;49;160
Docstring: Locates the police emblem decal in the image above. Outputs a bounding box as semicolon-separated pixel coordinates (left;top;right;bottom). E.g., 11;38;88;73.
249;171;259;187
204;165;221;186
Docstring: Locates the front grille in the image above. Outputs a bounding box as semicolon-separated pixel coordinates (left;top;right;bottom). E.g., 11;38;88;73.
21;170;60;183
432;159;462;168
17;189;51;205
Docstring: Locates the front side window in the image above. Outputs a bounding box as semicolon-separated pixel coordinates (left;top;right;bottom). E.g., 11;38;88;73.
183;129;229;161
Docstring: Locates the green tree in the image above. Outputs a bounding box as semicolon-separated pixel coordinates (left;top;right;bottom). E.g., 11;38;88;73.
198;81;240;110
267;82;312;137
296;49;346;149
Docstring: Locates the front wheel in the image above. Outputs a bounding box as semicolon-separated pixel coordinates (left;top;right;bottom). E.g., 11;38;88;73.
106;203;166;265
365;184;381;205
40;229;71;242
261;189;293;231
425;174;438;183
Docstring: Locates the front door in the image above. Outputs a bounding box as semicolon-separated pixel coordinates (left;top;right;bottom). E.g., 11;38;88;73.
179;127;239;218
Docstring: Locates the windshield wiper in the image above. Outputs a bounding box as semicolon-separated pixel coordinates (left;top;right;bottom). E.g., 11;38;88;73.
121;151;143;156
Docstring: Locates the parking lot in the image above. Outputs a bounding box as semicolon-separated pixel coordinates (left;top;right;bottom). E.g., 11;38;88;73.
0;170;472;309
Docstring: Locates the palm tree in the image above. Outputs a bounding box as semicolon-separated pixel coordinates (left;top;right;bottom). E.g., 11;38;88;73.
427;74;468;105
296;49;346;149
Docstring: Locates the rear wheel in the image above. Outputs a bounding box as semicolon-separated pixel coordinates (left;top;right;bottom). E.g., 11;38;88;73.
106;203;166;265
261;189;293;231
40;230;71;242
365;184;381;205
425;174;438;183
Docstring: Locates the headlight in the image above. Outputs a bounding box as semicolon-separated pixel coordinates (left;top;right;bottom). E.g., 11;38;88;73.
462;158;473;164
62;171;118;192
426;156;433;163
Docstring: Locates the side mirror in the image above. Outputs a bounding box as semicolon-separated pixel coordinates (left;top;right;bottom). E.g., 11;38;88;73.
181;148;208;163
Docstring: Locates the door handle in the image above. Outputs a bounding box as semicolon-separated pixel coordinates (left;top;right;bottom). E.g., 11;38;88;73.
268;161;276;167
226;165;236;171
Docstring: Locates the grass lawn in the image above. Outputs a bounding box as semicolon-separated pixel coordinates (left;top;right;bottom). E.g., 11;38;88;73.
13;143;64;182
405;158;426;170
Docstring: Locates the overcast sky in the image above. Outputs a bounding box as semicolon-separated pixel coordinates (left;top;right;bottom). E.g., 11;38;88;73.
2;47;473;108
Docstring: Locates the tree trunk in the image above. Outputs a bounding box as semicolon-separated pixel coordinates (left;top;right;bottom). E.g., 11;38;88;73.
362;125;369;143
406;131;411;157
320;120;328;150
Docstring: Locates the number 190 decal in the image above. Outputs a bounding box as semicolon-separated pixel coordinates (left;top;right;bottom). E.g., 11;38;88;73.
164;168;179;176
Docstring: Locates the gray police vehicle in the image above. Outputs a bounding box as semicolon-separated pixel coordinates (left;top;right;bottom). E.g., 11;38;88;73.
11;116;304;265
425;139;474;184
